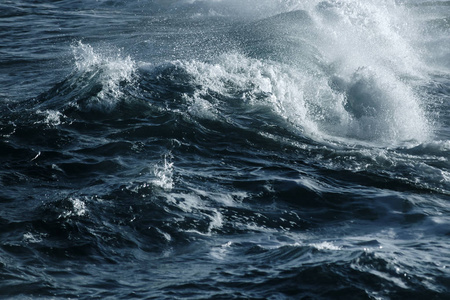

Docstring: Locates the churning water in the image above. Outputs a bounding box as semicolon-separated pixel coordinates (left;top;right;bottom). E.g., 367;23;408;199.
1;0;449;299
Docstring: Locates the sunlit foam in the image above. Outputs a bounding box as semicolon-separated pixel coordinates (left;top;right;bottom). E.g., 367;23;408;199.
179;0;433;147
181;50;430;146
306;0;432;145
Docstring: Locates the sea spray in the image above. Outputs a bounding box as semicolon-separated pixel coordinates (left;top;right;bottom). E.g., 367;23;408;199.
1;1;449;299
71;42;137;110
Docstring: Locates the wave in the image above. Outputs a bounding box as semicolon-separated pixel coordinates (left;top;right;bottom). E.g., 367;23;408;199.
24;40;447;197
37;1;440;147
20;0;446;196
2;2;449;298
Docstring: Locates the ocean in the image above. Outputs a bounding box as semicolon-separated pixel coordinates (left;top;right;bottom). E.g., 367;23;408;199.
1;0;449;299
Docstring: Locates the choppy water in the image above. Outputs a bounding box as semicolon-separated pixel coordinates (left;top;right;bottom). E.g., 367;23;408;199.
1;0;449;299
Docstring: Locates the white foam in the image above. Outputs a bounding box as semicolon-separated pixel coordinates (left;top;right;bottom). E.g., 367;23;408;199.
23;232;46;244
308;0;431;144
309;241;341;251
151;154;174;191
35;109;66;126
337;67;430;144
58;197;87;219
182;52;429;146
207;209;224;232
165;193;203;213
185;92;219;120
210;241;232;260
181;53;319;137
179;0;433;146
164;191;225;235
71;41;136;109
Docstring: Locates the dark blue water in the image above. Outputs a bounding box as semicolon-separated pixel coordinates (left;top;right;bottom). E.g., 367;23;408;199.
1;1;449;299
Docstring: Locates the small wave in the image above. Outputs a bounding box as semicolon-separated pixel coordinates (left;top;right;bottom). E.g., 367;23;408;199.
35;42;138;114
71;42;137;109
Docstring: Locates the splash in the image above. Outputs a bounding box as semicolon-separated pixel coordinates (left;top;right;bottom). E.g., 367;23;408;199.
35;109;66;126
151;154;174;191
181;53;429;145
179;0;432;146
57;197;87;219
71;41;136;109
